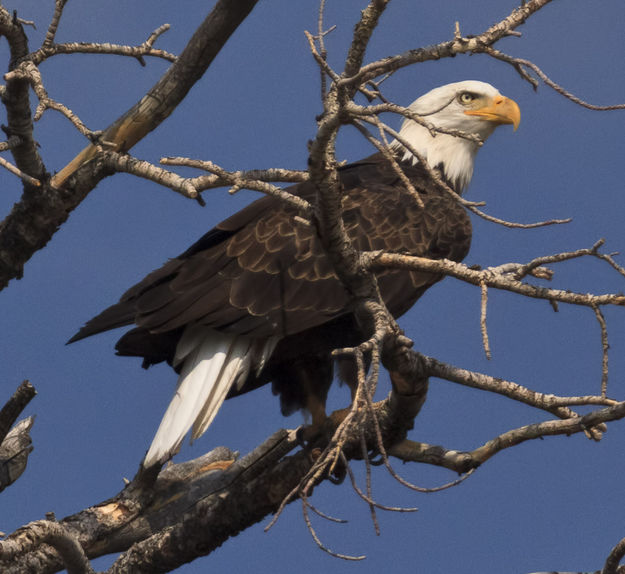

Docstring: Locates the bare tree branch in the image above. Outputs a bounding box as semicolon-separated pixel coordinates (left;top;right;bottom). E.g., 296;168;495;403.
0;0;260;292
340;0;555;87
0;7;46;183
0;417;35;494
161;157;312;212
603;536;625;574
34;27;176;66
365;251;625;310
469;401;625;465
102;152;204;204
42;0;67;49
484;46;625;111
0;381;36;447
0;521;94;574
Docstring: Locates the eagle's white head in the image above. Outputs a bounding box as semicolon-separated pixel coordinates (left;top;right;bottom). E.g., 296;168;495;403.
392;80;520;193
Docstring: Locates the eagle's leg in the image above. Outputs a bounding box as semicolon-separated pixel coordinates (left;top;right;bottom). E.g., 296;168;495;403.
304;391;329;430
295;357;334;442
314;356;366;429
337;357;358;401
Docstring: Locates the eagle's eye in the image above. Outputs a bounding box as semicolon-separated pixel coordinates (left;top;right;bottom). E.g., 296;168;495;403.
458;91;477;105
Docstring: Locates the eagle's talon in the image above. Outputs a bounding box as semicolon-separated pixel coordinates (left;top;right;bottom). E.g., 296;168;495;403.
298;423;323;445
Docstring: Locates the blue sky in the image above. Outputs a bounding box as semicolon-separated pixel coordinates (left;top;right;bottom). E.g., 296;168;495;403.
1;1;625;572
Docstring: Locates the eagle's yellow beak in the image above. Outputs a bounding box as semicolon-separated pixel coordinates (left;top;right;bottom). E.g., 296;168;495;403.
464;95;521;131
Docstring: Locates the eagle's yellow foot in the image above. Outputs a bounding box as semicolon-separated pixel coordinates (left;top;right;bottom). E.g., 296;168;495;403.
298;405;353;445
328;406;351;427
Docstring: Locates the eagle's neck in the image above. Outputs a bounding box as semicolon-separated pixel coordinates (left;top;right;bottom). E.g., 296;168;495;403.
391;122;483;194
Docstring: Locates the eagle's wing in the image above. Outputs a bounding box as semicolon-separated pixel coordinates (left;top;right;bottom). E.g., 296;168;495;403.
69;154;471;356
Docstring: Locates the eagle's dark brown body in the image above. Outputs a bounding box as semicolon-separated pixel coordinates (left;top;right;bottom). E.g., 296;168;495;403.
70;153;471;416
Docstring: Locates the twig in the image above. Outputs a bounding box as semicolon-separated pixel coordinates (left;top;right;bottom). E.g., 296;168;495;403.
350;352;473;494
315;0;336;99
301;496;365;561
42;0;68;49
303;499;348;524
480;281;492;360
381;448;475;493
163;156;308;185
304;30;340;88
466;204;571;229
592;304;610;398
5;60;96;138
346;100;483;143
360;71;395;102
360;435;380;535
161;157;312;214
33;24;176;65
350;119;424;208
418;353;612;423
484;47;625;111
487;240;625;283
343;450;419;514
470;401;625;464
0;155;41;187
103;151;204;204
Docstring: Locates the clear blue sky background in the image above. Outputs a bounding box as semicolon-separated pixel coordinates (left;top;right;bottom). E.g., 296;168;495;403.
1;1;625;572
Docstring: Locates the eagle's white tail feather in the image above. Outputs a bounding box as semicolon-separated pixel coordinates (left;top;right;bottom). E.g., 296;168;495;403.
143;330;247;467
254;337;279;377
191;336;253;440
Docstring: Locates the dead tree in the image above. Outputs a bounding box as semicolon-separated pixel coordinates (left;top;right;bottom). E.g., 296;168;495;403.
1;1;624;572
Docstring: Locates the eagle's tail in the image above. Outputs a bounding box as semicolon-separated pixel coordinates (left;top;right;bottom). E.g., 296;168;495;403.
143;328;275;468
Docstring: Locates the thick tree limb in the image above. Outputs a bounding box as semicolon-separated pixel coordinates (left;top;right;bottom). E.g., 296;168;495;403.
0;520;94;574
0;8;47;184
0;371;430;574
0;380;36;446
604;536;625;574
0;417;35;494
0;381;36;493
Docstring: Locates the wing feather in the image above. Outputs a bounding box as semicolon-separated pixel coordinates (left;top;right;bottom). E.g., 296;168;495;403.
70;153;471;364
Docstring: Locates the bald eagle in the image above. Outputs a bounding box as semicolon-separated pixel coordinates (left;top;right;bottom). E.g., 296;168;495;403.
69;81;520;467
